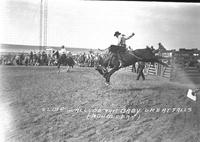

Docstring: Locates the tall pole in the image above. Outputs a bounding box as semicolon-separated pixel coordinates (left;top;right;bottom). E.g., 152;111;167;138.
40;0;43;51
39;0;48;51
44;0;48;49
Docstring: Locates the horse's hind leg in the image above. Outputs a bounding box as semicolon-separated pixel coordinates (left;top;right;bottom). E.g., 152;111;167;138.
57;64;61;73
66;66;70;72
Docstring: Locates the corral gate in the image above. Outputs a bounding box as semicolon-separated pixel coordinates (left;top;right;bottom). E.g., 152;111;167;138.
147;50;174;80
147;64;173;79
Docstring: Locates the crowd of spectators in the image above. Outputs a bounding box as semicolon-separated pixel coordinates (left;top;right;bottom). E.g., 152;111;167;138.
0;49;102;67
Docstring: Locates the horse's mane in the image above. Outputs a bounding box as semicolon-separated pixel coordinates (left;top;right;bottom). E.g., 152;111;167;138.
108;45;126;53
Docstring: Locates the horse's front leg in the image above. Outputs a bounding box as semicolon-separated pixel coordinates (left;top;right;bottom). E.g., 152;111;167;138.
104;66;120;85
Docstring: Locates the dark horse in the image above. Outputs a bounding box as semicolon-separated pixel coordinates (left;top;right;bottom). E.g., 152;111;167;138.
53;51;75;72
95;45;168;85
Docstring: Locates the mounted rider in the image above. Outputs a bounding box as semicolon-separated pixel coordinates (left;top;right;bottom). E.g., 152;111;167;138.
59;45;69;55
114;31;135;67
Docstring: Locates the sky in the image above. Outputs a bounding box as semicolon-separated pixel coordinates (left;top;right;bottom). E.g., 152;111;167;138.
0;0;200;50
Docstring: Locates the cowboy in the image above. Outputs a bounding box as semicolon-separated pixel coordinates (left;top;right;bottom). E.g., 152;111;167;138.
59;45;67;55
136;61;145;80
114;31;135;67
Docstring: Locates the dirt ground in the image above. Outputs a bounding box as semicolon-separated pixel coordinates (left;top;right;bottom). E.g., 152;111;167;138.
0;66;200;142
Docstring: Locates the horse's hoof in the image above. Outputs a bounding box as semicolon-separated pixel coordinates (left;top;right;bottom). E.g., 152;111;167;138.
105;82;110;86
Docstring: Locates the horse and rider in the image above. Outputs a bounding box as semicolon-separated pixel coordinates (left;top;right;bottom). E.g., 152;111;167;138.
53;45;75;72
114;31;135;68
95;31;168;85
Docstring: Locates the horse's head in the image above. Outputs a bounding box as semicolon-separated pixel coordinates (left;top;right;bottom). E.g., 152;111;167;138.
53;50;59;58
108;45;119;54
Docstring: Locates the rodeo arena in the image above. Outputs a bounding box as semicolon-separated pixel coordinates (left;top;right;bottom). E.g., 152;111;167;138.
1;43;200;82
1;1;200;142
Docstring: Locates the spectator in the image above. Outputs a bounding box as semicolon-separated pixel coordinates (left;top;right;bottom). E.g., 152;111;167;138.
136;61;145;80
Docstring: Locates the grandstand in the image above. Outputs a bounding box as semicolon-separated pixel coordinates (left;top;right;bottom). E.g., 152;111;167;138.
0;44;98;55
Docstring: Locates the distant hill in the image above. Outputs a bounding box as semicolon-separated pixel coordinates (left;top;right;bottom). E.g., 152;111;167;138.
0;44;99;55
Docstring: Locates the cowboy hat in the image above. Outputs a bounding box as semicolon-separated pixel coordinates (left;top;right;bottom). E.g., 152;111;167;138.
114;31;121;36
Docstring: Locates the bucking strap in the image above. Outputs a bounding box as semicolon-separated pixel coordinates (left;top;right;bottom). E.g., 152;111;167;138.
129;51;143;60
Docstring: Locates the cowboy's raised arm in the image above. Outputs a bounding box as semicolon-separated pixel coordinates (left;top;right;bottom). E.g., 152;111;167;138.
125;33;135;40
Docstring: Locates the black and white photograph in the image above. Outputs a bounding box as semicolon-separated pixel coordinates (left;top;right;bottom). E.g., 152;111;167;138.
0;0;200;142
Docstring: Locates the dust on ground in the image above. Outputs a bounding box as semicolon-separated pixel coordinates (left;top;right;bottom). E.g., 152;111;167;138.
0;66;200;142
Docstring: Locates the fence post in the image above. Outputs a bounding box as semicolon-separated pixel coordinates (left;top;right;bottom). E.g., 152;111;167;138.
170;53;176;81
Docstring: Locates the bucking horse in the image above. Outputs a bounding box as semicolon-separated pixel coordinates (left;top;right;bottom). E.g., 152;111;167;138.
53;51;75;72
95;45;168;85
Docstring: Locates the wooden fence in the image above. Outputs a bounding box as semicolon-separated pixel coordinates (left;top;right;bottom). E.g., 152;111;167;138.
124;49;200;82
146;63;200;81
